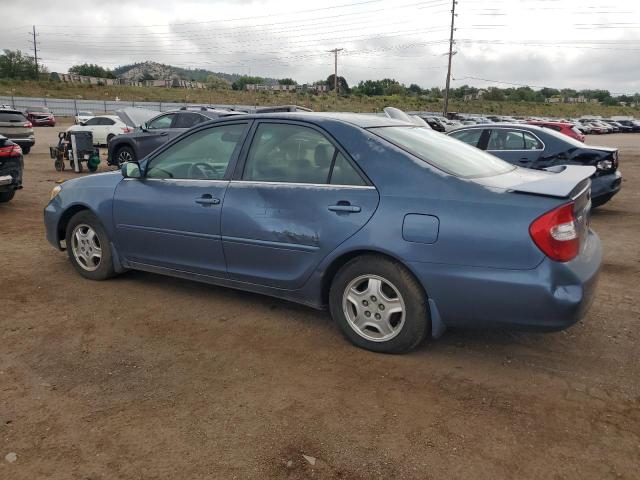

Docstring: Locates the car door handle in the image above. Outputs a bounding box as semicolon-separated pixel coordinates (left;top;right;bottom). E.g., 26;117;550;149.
195;194;220;206
159;132;168;136
328;202;361;213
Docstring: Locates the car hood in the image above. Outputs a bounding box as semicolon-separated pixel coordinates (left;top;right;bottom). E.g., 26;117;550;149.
116;107;160;128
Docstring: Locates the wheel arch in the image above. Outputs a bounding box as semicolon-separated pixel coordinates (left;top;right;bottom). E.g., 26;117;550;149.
56;203;93;247
320;248;427;307
320;248;446;339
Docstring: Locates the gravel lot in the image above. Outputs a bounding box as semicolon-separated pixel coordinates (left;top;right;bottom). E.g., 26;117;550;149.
1;122;639;479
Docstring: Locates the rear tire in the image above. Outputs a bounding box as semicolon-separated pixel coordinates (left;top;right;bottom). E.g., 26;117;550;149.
329;255;430;353
0;190;16;203
65;210;116;281
106;134;115;145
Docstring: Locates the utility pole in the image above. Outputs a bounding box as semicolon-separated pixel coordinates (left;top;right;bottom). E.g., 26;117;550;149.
29;25;40;80
328;48;343;95
442;0;457;116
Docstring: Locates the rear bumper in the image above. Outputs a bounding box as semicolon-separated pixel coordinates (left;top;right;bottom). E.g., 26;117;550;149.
0;157;23;191
410;230;602;331
591;170;622;205
32;118;55;126
12;137;35;148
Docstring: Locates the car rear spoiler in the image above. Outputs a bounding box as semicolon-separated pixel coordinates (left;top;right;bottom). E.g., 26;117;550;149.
511;165;596;198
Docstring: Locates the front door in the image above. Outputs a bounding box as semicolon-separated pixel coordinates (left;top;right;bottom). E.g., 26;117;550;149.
135;113;179;158
113;122;249;277
221;121;379;290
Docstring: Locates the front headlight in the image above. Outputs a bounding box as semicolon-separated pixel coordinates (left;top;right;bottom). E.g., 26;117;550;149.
50;184;62;201
596;160;613;171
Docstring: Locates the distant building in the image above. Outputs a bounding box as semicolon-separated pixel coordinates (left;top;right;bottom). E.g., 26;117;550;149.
245;83;328;93
463;89;486;101
51;72;205;89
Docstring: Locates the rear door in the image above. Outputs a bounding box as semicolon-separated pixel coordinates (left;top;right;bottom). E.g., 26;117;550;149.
485;128;544;167
221;120;379;289
134;113;177;158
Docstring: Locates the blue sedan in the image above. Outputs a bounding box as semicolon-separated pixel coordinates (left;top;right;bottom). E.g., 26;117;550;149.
44;113;602;353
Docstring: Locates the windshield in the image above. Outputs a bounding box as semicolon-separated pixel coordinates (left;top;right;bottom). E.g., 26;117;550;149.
370;126;515;178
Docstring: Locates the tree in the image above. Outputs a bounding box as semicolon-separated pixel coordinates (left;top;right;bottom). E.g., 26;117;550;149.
408;84;423;95
0;49;38;79
278;78;297;85
206;74;231;90
69;63;115;78
326;74;350;94
483;87;505;101
232;75;265;90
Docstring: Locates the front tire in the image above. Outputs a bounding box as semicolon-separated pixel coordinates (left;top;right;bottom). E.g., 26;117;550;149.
65;210;116;280
329;255;430;353
115;145;136;166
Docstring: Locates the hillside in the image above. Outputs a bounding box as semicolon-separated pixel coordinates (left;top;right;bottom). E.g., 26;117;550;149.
112;61;278;85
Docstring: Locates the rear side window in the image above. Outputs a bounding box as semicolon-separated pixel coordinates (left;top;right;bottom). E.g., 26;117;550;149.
243;123;366;185
173;112;206;129
449;129;483;147
371;126;514;179
487;130;542;150
0;112;27;122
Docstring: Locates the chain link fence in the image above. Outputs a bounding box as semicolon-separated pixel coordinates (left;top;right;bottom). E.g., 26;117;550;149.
0;95;221;116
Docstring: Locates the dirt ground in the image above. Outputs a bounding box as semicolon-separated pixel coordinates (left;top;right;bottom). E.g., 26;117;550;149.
1;122;639;480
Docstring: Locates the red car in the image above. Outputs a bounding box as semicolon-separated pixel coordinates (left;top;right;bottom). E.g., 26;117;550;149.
526;120;585;142
25;106;56;127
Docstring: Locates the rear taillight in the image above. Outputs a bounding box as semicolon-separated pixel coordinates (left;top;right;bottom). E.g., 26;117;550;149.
529;202;579;262
121;127;132;133
24;122;32;128
0;144;22;158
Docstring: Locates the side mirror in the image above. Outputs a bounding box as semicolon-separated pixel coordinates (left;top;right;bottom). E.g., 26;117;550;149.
80;122;86;126
140;122;148;132
121;161;142;179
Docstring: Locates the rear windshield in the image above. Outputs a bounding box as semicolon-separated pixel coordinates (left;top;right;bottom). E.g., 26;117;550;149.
0;112;27;122
370;126;515;178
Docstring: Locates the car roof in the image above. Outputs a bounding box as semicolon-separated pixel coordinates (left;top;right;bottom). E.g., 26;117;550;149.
230;111;413;128
0;108;25;114
528;120;573;127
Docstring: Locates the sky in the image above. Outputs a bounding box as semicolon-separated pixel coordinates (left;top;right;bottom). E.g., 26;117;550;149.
1;0;639;93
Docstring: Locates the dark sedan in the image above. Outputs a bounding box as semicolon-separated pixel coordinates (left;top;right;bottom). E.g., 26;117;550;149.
107;108;244;166
448;124;621;207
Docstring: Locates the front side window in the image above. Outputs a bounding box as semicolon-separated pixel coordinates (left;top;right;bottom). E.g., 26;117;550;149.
146;123;246;180
487;129;542;150
147;114;175;130
243;123;334;184
371;126;514;179
448;128;484;147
